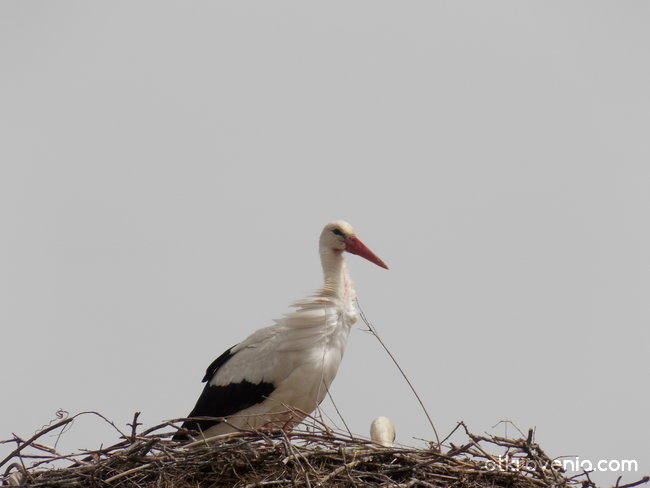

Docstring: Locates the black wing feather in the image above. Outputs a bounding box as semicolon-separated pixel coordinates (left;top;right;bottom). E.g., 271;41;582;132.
202;345;237;382
173;345;276;441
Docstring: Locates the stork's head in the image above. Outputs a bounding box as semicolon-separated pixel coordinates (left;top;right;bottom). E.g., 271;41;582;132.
320;221;389;269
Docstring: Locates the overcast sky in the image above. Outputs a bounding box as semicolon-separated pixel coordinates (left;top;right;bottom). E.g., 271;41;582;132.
1;2;649;485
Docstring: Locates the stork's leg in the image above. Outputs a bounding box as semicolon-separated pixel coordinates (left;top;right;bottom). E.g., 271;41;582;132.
260;418;294;432
280;418;295;432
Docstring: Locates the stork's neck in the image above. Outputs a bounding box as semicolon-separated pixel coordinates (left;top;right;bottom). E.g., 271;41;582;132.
320;249;355;299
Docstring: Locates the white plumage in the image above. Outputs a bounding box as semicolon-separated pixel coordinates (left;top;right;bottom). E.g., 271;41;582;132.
370;416;396;447
174;221;387;440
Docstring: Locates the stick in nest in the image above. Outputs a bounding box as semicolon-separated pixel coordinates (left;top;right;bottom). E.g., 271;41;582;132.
4;412;647;488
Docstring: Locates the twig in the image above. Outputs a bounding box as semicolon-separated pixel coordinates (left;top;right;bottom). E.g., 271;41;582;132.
440;421;464;446
356;299;440;446
104;463;152;483
325;389;353;439
0;418;73;470
127;412;142;443
617;476;650;488
317;458;363;486
3;411;646;488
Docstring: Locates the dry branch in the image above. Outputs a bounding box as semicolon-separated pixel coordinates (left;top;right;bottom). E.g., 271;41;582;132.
2;413;647;488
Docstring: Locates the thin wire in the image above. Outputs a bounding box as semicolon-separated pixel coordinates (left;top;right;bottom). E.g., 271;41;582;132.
356;298;440;447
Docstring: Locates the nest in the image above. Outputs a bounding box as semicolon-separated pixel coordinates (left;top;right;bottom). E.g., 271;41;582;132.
1;412;648;488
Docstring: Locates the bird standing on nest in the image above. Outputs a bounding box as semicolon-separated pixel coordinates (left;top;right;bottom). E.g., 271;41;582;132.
173;221;388;440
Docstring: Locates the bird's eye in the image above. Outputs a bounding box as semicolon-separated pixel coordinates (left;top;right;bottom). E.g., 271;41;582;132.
332;228;344;237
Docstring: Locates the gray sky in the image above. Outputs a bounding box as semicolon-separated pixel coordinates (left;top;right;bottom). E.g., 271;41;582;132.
2;2;649;485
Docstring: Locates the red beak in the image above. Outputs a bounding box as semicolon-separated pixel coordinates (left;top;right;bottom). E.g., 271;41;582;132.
345;235;389;269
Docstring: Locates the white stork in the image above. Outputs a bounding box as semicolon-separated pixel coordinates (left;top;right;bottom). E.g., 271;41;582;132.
173;221;388;440
370;416;396;447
